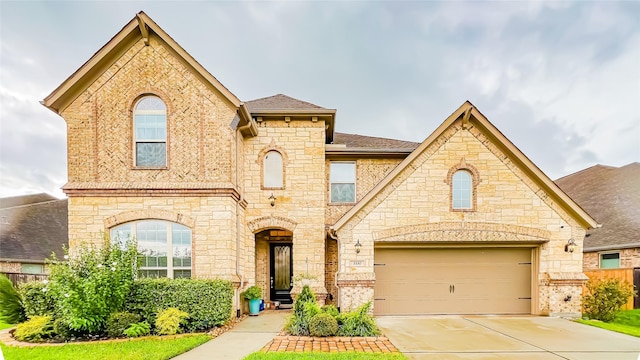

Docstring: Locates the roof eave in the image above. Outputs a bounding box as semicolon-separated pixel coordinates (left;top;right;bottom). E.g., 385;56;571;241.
325;148;414;159
42;11;242;115
251;109;336;144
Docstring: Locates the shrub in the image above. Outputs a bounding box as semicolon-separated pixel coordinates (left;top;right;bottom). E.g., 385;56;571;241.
127;278;233;332
14;315;54;342
52;318;80;340
337;302;380;337
123;322;150;338
286;285;321;336
321;304;339;318
583;278;635;322
18;281;56;318
241;285;262;300
0;274;25;324
309;312;338;337
47;238;139;334
156;308;189;335
106;312;141;338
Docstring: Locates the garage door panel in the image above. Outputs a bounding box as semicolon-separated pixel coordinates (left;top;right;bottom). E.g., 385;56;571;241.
374;248;532;315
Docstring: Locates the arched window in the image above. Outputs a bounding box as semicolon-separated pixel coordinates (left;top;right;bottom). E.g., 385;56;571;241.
110;220;191;279
452;170;472;209
263;150;284;188
134;96;167;167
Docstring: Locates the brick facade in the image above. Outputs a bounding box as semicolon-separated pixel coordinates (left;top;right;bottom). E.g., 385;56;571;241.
584;248;640;269
48;13;594;318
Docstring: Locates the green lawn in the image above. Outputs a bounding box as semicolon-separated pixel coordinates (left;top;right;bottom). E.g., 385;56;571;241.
0;334;210;360
577;309;640;338
244;353;406;360
0;320;14;331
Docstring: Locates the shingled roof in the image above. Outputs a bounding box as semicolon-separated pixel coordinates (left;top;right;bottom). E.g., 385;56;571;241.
555;163;640;252
245;94;325;111
0;194;68;263
333;132;420;150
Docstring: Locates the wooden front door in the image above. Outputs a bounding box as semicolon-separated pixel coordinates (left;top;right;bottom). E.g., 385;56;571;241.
270;244;293;304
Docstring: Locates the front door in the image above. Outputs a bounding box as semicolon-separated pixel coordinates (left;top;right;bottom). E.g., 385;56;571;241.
270;244;293;304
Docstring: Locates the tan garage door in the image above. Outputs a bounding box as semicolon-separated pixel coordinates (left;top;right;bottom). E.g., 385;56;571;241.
374;247;531;315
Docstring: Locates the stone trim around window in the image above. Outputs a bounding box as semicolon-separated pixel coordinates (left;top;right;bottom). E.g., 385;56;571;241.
445;157;481;212
257;141;289;190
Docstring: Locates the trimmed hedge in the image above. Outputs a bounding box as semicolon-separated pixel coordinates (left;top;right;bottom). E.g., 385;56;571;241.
126;278;233;332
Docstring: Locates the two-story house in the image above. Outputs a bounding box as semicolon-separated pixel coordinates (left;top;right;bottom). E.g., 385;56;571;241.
42;12;597;317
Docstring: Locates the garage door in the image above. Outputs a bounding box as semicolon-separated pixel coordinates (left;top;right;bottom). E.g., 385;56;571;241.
374;247;531;315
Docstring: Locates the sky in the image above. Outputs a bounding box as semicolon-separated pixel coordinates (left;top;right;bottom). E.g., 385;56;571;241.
1;1;638;199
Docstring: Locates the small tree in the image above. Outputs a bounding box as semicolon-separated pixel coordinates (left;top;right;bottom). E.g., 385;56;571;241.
47;237;139;334
0;274;25;324
583;278;635;322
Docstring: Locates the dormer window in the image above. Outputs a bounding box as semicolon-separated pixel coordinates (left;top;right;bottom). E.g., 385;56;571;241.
134;96;167;167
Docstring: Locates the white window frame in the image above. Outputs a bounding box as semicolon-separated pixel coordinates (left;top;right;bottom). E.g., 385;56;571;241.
452;170;472;210
110;220;191;279
133;96;167;167
330;161;356;203
599;252;620;269
263;150;284;189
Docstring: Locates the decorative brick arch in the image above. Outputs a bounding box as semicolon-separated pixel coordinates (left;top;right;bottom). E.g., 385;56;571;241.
104;209;196;229
247;216;298;234
256;139;289;190
374;222;551;243
445;157;481;212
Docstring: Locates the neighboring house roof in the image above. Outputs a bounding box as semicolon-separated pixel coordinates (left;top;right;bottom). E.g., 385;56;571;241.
0;193;58;209
246;94;325;111
332;101;599;231
555;163;640;252
41;11;257;137
0;194;68;264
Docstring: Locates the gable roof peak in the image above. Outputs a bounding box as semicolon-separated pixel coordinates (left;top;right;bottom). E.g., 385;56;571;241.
245;94;326;111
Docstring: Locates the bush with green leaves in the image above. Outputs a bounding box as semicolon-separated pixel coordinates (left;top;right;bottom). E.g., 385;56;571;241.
321;304;339;318
0;274;25;324
156;308;189;335
123;321;150;338
126;278;233;332
337;302;380;337
14;315;54;342
46;238;139;334
583;278;635;322
241;285;262;300
106;312;141;338
309;312;338;337
286;285;321;336
52;317;81;340
18;281;56;318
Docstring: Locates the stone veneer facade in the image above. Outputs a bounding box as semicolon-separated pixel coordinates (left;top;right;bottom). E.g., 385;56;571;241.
49;13;595;318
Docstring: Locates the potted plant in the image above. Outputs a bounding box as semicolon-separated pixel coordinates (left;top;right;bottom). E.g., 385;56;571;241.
242;285;262;316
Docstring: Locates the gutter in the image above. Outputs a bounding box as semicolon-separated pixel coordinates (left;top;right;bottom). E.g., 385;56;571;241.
327;228;340;310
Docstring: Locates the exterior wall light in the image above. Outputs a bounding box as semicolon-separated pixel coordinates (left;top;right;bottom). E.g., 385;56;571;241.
269;193;276;207
564;238;577;253
355;239;362;254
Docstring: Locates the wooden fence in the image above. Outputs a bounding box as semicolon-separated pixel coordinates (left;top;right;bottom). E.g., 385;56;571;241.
1;272;49;287
583;268;636;310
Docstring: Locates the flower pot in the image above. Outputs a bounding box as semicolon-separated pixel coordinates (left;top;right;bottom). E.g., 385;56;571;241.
249;298;261;315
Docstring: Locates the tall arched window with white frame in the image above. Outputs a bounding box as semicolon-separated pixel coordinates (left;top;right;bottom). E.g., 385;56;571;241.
263;150;284;188
452;170;472;210
134;96;167;167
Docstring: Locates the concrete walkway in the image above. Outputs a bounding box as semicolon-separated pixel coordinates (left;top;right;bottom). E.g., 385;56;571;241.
173;310;288;360
377;315;640;360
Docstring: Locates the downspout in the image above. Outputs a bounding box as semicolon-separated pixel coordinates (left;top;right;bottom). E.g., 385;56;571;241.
235;124;244;317
328;229;340;310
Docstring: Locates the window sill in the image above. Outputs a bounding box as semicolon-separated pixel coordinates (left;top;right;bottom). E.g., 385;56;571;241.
329;202;356;206
133;166;168;170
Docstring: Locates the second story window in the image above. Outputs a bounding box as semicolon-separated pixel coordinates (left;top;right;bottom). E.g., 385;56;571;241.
134;96;167;167
263;150;284;188
330;162;356;203
452;170;472;209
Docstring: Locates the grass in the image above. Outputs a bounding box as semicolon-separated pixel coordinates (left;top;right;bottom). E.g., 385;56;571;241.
0;320;14;331
0;334;210;360
244;353;407;360
577;309;640;338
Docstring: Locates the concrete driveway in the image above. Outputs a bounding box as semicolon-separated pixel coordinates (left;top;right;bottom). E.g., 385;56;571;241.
377;316;640;360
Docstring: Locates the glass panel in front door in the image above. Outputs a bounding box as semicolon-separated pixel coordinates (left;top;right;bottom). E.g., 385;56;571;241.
274;245;291;290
